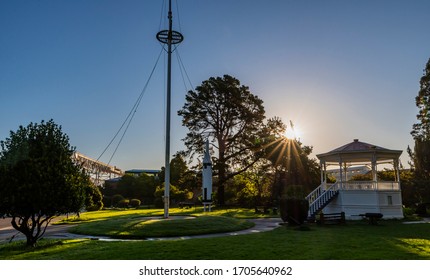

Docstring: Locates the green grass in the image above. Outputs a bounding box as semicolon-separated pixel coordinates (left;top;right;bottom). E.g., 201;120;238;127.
56;207;274;225
68;215;254;238
1;209;430;260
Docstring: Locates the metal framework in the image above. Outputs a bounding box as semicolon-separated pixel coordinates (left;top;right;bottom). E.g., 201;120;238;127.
72;151;123;186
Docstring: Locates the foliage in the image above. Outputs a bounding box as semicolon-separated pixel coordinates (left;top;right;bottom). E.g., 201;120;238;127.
415;203;430;217
224;173;259;207
0;120;90;246
350;173;373;181
129;199;141;208
279;198;309;225
158;152;198;203
103;173;158;206
411;57;430;141
111;194;125;207
178;75;283;205
85;184;103;211
279;185;309;225
117;199;130;208
409;58;430;204
154;184;193;207
266;137;320;199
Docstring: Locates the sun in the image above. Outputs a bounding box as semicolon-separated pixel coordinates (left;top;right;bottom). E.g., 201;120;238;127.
285;125;301;140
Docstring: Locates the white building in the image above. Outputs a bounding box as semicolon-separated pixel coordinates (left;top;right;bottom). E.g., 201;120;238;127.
306;139;403;220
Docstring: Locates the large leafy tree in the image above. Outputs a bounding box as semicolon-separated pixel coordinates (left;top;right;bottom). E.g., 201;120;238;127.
178;75;273;205
0;120;90;246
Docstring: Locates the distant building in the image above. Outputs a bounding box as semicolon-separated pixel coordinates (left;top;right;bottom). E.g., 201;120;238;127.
327;165;371;181
125;169;161;178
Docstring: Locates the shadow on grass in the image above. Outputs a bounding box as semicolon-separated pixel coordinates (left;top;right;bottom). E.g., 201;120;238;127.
1;219;430;260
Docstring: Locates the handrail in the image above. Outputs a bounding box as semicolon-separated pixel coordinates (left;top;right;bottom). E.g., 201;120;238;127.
306;182;339;218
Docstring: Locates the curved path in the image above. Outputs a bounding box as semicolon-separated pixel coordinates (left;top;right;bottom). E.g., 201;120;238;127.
0;217;282;244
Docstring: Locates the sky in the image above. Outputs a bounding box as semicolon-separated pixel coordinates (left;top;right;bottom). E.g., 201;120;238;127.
1;0;429;172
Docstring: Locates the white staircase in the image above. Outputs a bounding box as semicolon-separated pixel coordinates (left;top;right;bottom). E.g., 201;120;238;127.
306;182;340;220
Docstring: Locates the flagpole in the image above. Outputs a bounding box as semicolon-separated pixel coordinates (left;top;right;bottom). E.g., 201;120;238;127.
156;0;183;218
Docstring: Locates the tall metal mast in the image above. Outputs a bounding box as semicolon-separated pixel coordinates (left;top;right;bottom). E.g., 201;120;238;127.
156;0;183;218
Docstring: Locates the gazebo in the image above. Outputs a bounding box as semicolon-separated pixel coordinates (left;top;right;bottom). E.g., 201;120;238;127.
306;139;403;220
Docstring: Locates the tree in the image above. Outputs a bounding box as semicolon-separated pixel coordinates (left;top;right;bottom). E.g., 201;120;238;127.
0;120;90;246
84;184;104;211
411;58;430;141
410;57;430;179
178;75;276;205
159;152;197;192
409;58;430;203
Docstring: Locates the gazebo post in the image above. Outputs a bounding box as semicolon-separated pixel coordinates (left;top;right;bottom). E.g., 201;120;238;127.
324;162;327;185
395;159;401;189
371;153;377;189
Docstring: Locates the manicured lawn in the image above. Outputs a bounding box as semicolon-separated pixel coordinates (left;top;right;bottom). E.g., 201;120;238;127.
68;215;254;238
1;208;429;260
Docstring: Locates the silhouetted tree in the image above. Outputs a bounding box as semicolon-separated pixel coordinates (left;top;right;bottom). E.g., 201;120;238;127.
178;75;271;205
409;58;430;203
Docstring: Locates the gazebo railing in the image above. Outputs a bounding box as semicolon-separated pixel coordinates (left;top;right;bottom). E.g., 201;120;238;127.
339;181;400;191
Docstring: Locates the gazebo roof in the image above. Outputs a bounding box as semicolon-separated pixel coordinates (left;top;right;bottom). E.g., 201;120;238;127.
317;139;402;164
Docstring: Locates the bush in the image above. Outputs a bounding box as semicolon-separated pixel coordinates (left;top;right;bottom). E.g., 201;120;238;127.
280;198;309;225
415;203;430;217
130;199;141;208
111;194;125;207
117;199;130;208
279;185;309;225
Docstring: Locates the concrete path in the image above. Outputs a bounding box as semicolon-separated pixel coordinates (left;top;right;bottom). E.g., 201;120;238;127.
0;217;283;243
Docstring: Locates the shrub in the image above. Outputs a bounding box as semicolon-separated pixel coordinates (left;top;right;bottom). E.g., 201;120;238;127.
280;198;309;225
280;185;309;225
130;199;141;208
111;194;125;207
415;203;430;217
117;199;130;208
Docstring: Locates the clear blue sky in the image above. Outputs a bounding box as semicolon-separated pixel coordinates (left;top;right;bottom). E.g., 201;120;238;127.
1;0;429;171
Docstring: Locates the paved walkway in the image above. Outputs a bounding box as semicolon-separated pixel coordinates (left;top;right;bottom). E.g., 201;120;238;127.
0;217;283;244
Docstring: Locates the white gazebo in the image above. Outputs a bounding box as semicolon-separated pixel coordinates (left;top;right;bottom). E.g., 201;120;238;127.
306;139;403;220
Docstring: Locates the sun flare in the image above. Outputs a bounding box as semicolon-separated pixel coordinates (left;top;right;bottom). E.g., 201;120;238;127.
285;126;301;140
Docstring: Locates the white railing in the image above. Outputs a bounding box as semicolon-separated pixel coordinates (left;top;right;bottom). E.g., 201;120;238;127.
341;181;375;190
306;182;340;218
376;182;400;190
339;181;400;191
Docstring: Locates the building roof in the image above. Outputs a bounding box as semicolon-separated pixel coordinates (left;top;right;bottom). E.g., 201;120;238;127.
125;169;161;175
317;139;402;164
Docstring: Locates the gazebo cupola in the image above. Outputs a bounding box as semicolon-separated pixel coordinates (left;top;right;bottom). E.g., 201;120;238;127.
306;139;404;220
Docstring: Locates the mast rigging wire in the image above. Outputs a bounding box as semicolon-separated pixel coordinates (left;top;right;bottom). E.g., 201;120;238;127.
97;47;164;164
